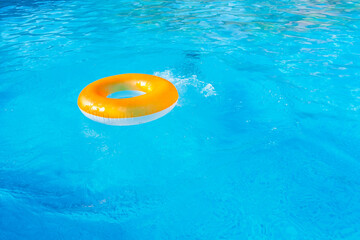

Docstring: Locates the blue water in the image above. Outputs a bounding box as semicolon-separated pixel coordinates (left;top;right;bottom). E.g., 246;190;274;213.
1;0;360;239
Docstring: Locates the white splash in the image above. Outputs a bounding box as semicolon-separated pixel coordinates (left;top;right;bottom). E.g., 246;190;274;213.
83;128;102;138
154;70;217;98
201;83;216;97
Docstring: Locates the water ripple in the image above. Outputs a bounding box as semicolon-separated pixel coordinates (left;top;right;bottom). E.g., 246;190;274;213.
2;0;360;239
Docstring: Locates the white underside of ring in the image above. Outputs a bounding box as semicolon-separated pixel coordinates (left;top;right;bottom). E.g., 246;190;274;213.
80;101;177;126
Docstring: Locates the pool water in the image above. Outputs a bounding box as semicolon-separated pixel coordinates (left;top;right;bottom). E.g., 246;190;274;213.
1;0;360;239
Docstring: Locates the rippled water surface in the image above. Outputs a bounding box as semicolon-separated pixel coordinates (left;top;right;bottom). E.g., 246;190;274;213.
1;0;360;239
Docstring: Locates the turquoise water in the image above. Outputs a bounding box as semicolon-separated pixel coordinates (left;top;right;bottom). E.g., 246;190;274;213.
1;0;360;239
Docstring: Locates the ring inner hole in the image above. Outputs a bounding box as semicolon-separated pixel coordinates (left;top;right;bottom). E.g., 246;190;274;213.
107;90;146;99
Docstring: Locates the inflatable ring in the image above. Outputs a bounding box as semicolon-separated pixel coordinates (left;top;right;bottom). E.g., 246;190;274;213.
78;73;178;126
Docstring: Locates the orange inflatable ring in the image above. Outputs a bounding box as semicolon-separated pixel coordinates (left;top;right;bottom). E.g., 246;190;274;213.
78;73;178;125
